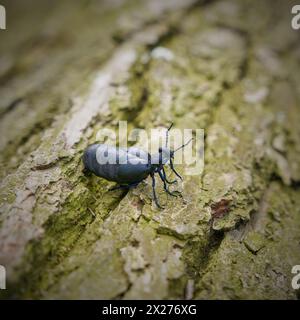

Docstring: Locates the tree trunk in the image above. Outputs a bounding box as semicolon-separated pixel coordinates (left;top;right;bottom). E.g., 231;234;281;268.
0;0;300;299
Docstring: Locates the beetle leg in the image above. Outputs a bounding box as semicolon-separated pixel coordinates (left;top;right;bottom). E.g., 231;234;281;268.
158;170;179;197
82;167;92;176
109;181;140;191
128;181;141;189
169;158;182;180
162;167;177;184
108;184;129;191
151;173;163;209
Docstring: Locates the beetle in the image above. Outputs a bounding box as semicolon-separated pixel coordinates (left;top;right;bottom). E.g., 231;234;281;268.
82;124;192;208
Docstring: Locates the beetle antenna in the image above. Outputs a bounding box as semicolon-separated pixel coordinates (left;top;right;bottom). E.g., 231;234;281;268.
165;123;173;147
174;137;193;153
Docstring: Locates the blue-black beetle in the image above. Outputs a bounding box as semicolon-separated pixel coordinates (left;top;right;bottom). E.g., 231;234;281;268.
82;124;192;208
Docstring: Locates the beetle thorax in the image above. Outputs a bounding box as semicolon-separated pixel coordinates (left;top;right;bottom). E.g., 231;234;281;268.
151;147;172;167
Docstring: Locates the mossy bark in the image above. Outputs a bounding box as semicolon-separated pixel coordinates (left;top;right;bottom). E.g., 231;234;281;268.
0;0;300;299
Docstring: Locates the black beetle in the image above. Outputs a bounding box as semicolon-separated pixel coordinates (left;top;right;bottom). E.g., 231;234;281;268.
82;124;192;208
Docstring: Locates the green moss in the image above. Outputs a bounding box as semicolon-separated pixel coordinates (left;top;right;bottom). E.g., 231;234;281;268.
243;232;266;254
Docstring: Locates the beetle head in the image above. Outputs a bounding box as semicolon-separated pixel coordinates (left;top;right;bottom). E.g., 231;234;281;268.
158;137;193;164
151;124;193;168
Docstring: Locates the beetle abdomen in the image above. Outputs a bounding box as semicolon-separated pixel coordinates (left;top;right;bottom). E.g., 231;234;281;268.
83;144;151;184
83;144;118;181
117;162;151;183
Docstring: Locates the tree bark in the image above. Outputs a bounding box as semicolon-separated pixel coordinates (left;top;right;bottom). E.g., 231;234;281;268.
0;0;300;299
